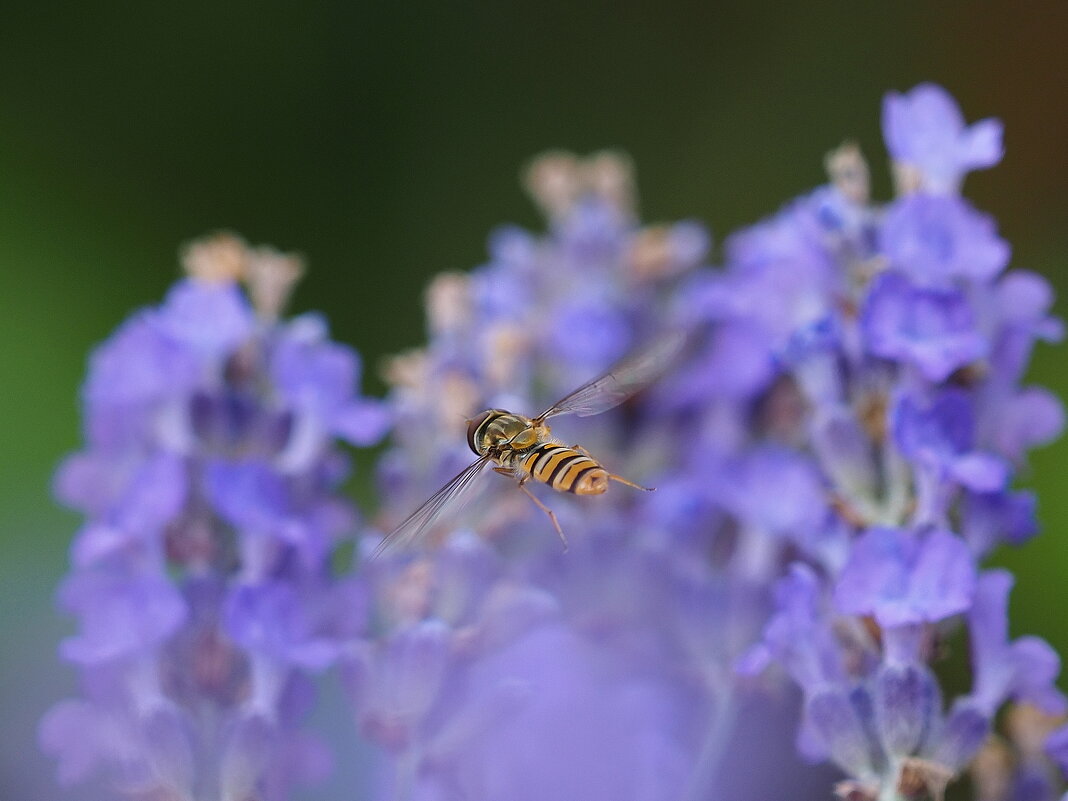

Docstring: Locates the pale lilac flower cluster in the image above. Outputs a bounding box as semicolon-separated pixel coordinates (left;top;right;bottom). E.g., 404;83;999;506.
43;85;1067;801
41;235;389;800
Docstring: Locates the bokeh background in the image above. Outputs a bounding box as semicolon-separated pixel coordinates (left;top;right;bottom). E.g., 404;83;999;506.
2;2;1065;798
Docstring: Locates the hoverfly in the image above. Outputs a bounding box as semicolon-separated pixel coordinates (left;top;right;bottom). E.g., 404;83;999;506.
373;332;684;558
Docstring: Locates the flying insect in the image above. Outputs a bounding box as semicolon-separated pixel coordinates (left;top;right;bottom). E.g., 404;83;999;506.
374;333;683;558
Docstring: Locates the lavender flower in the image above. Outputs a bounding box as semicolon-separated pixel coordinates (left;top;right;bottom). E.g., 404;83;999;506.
41;234;388;800
44;84;1064;801
735;86;1065;801
351;88;1063;799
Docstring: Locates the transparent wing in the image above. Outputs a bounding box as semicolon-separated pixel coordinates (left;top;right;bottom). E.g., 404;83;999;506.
370;455;493;560
535;330;687;422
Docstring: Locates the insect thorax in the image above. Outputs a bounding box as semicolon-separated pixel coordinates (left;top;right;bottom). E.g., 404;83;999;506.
467;409;546;456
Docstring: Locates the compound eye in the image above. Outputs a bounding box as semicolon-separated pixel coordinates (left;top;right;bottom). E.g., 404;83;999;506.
466;410;494;455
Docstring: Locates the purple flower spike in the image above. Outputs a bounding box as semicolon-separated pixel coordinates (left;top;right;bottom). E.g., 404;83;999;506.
834;527;976;628
44;93;1066;801
862;273;986;381
882;83;1004;193
45;237;386;800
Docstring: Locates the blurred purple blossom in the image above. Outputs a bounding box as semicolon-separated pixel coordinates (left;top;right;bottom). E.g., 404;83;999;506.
43;234;387;801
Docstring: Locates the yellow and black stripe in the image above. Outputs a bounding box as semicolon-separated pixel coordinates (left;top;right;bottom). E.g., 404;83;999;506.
520;443;600;493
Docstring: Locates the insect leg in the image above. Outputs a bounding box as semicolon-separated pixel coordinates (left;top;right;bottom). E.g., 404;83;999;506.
608;473;655;491
517;482;569;550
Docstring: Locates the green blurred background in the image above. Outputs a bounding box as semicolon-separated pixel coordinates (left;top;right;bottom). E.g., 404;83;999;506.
1;2;1065;797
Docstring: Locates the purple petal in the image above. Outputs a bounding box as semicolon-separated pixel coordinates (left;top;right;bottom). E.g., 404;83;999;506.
38;700;108;785
961;491;1038;555
717;446;827;540
996;271;1058;327
862;273;986;381
333;398;392;446
948;452;1008;493
805;687;879;780
224;582;338;670
872;662;941;757
53;451;130;516
990;388;1064;462
156;279;254;357
85;313;199;407
835;527;975;627
376;621;452;729
665;220;711;267
448;623;693;801
970;570;1067;715
1010;637;1066;714
892;389;974;464
811;410;877;499
882;83;1002;192
896;530;976;624
204;460;306;544
962;118;1004;169
547;299;631;370
271;317;360;416
663;321;775;404
746;563;845;690
928;700;990;770
71;523;131;566
112;453;188;534
879;194;1009;286
59;572;186;663
1047;723;1068;779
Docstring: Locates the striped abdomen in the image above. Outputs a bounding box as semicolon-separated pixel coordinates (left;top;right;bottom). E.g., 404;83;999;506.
518;443;609;495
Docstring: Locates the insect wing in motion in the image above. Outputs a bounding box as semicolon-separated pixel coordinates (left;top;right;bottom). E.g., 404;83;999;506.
371;455;492;559
535;331;686;422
